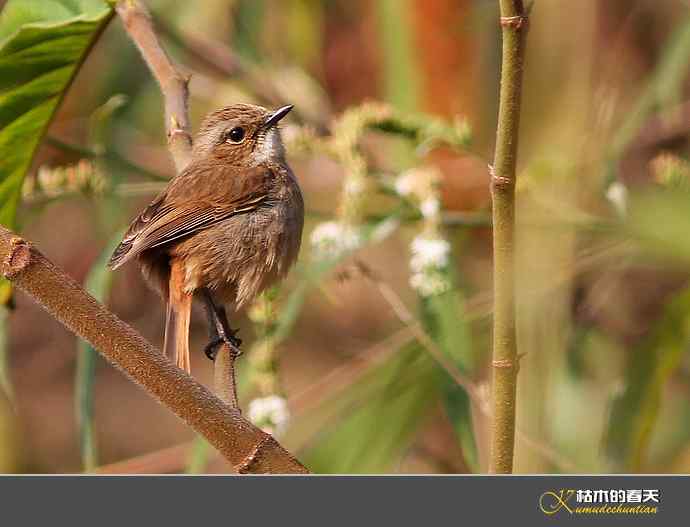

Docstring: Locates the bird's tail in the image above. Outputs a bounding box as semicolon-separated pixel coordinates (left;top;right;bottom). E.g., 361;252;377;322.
164;260;192;373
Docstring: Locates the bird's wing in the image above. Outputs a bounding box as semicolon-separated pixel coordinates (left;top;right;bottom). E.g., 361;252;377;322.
108;164;272;269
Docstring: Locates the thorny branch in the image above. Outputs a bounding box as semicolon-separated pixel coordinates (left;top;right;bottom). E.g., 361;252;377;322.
0;225;307;473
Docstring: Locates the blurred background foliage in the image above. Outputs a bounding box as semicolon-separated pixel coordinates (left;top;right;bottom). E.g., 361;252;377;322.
1;0;690;474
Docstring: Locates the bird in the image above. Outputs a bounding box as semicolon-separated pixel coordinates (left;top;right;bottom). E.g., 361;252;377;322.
108;103;304;373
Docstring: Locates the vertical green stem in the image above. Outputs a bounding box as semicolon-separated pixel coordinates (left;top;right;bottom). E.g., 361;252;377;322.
75;342;98;471
489;0;528;474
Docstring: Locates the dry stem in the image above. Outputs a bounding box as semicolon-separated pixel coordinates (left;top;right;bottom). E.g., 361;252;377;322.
116;0;192;172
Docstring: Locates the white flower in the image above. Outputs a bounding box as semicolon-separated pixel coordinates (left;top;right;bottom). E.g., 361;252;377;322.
343;177;366;197
310;221;362;258
606;181;627;216
410;236;450;273
409;235;452;297
419;197;440;219
410;270;451;297
394;171;416;197
247;395;290;437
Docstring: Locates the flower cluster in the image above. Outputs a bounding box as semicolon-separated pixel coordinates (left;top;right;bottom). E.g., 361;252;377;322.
605;181;628;217
23;159;107;202
310;220;362;260
247;395;290;437
409;235;452;296
393;166;452;297
393;167;442;221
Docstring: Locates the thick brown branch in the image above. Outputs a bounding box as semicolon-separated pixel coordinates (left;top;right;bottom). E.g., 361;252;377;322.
0;226;307;474
116;0;193;172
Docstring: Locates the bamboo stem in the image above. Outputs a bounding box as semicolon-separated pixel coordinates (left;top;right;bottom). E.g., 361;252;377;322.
489;0;528;474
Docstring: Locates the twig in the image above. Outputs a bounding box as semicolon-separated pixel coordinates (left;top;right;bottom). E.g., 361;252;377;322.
489;0;528;474
214;344;240;409
0;226;307;473
116;0;192;172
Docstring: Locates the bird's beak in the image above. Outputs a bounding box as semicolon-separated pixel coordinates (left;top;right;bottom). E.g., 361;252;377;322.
263;104;293;129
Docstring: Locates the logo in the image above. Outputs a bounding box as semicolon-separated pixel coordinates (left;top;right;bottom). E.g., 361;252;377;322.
539;488;659;516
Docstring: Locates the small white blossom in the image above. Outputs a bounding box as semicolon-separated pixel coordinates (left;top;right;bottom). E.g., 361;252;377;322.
247;395;290;436
310;221;362;258
410;236;450;273
606;181;627;216
343;177;366;197
419;197;440;219
410;270;451;297
409;235;452;297
394;171;416;197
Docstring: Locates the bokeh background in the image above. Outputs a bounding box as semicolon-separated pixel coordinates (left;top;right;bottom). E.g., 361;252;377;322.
2;0;690;474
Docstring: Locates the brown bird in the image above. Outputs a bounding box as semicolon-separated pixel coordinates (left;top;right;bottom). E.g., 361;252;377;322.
108;103;304;373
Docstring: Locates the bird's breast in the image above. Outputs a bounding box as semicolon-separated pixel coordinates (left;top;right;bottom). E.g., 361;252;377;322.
174;174;304;307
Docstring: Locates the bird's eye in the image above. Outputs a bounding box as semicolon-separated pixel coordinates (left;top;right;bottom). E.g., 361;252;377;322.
226;127;246;143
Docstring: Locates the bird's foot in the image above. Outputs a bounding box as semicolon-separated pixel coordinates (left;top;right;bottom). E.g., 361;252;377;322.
204;329;242;361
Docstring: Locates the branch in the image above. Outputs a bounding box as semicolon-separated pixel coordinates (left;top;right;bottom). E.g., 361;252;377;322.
116;0;192;172
214;344;240;409
0;225;308;474
489;0;528;474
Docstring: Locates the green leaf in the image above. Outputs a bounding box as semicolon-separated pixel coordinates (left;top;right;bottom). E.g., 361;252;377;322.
604;285;690;471
0;0;113;301
74;230;122;472
302;345;439;473
420;276;479;472
0;1;110;40
627;187;690;264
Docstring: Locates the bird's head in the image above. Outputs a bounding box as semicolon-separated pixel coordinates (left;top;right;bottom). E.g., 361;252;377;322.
194;103;293;166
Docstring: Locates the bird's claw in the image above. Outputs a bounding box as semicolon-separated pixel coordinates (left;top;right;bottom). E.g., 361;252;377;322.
204;330;242;361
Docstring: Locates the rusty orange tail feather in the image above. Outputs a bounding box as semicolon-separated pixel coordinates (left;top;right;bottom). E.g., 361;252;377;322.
165;259;192;374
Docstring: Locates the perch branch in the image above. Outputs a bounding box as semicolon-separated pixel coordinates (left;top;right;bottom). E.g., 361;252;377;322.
116;0;192;172
214;344;240;409
489;0;528;474
0;226;307;474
